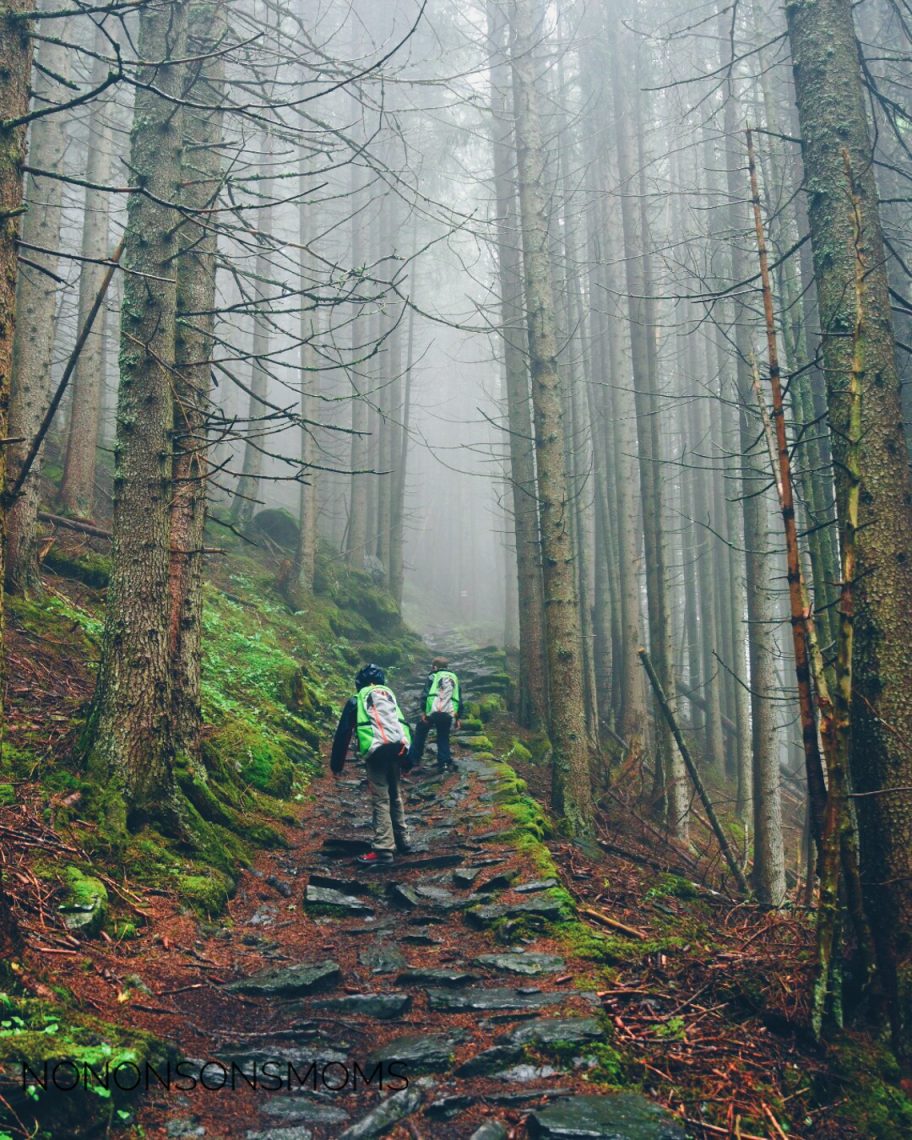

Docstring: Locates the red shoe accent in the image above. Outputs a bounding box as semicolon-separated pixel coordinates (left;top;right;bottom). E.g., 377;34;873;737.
357;850;394;865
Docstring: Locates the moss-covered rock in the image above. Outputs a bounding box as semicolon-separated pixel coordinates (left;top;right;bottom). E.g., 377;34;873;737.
58;866;108;937
250;507;299;551
329;568;401;632
176;871;233;915
0;993;170;1138
42;547;111;588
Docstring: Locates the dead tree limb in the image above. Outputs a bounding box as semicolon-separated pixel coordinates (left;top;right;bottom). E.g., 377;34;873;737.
638;647;748;894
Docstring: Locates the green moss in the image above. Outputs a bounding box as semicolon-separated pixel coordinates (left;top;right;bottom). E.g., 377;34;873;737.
0;993;169;1135
42;548;111;588
59;866;108;937
176;872;232;915
478;694;505;722
645;873;701;901
825;1040;912;1139
0;783;15;806
507;738;533;763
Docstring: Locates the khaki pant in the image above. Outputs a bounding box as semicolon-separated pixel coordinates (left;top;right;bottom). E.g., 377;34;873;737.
365;743;411;852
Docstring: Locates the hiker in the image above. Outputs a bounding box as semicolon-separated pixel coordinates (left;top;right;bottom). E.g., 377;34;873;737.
410;656;462;772
330;663;414;865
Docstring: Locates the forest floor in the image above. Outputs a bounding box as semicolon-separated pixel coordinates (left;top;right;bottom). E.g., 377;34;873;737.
2;571;910;1138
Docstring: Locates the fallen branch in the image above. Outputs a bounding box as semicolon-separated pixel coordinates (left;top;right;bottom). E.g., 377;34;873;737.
638;648;748;895
579;905;647;940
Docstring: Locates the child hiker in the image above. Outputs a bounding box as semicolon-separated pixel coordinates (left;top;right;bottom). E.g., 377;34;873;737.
410;656;462;772
330;663;414;865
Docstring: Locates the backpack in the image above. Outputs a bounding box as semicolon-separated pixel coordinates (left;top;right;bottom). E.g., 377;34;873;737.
355;684;411;758
426;670;459;718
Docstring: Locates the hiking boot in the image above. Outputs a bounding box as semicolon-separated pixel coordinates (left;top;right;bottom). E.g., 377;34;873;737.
395;842;414;855
356;850;394;866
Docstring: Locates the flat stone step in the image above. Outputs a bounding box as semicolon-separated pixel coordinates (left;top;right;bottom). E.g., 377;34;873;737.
367;1031;466;1074
396;968;478;987
304;885;374;915
425;987;567;1012
337;1085;425;1139
224;961;341;998
311;992;412;1020
474;952;566;976
526;1093;688;1139
359;941;407;974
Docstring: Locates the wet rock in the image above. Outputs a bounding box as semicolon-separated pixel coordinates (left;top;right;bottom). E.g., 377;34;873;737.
478;870;518;892
387;883;421;909
475;952;566;976
309;872;374;895
426;987;566;1012
414;884;463;911
469;1122;508;1140
337;1084;424;1139
501;1017;603;1049
247;906;277;927
367;1031;465;1074
485;1088;572;1106
425;1093;477;1120
359;940;406;974
224;960;341;997
514;878;559;893
246;1130;311;1140
454;1045;521;1077
495;1063;558;1081
526;1094;689;1139
266;875;294;898
452;867;482;887
465;898;568;929
312;992;412;1019
396;968;478;987
165;1119;205;1139
261;1099;351;1126
402;929;440;945
304;884;374;915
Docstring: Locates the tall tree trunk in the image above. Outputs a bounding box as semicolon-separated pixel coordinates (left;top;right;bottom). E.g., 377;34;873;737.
60;20;113;519
722;37;785;906
84;0;187;831
510;0;593;834
610;14;687;836
0;0;35;728
786;0;912;1049
231;129;273;528
346;160;368;571
388;299;413;607
169;0;224;761
5;11;68;593
488;0;548;728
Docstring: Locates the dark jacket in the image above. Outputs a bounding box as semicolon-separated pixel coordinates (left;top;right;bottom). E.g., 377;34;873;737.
418;670;463;720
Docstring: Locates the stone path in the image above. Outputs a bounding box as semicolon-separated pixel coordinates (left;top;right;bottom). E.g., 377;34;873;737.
145;640;688;1140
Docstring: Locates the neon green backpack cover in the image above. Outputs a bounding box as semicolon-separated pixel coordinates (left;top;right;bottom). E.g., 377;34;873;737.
355;684;411;757
425;670;460;718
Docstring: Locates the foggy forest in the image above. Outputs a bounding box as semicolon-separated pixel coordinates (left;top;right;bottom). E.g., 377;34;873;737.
2;0;912;1136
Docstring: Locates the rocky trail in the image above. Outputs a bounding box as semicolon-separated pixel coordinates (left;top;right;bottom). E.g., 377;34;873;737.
129;642;687;1140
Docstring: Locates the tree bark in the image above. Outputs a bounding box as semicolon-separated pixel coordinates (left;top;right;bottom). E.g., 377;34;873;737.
60;19;113;519
0;0;36;727
488;0;548;729
786;0;912;1049
5;9;68;593
169;0;224;761
231;128;273;528
510;0;593;834
84;0;187;830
